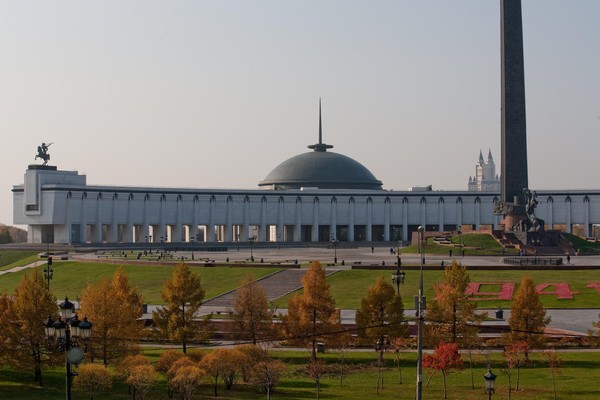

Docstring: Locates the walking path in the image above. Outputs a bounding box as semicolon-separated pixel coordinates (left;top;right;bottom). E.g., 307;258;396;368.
203;268;340;307
0;260;45;276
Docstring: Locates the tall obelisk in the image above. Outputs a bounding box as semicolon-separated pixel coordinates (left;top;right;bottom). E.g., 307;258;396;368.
497;0;528;228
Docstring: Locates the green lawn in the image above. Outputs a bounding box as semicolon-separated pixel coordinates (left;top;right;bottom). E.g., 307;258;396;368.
0;262;279;304
0;251;39;271
274;268;600;309
1;350;598;399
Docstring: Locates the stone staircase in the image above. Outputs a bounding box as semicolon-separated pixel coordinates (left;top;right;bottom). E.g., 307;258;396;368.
202;269;340;308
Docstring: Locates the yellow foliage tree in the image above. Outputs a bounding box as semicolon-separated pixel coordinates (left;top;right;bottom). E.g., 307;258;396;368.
153;263;205;353
126;364;158;400
7;270;61;386
281;261;339;360
199;348;245;396
73;363;112;400
507;275;550;350
169;365;205;400
80;267;144;365
231;274;273;344
425;262;485;346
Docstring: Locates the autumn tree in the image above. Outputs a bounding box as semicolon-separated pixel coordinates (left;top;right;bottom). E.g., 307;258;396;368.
355;276;406;392
80;267;144;365
230;274;273;344
169;365;205;400
507;275;550;352
4;270;61;386
545;350;562;400
306;359;328;400
281;261;340;360
236;344;270;382
504;341;529;395
250;359;287;400
426;261;485;346
422;341;463;400
199;348;245;396
73;363;112;400
126;364;158;400
153;263;205;353
115;354;151;398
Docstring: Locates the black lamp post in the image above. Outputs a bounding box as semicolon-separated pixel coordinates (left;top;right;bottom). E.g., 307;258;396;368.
44;296;93;400
331;239;339;264
249;236;256;262
483;368;497;400
415;225;426;400
457;227;463;256
391;264;405;296
396;240;402;267
43;258;53;291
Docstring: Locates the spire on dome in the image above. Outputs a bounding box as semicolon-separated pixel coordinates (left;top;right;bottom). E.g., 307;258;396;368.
488;148;493;162
479;150;484;163
308;98;334;152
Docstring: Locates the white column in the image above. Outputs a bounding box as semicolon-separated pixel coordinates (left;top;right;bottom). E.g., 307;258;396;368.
383;198;390;241
173;196;182;242
278;197;284;242
158;195;166;241
312;197;319;242
225;196;233;242
456;198;463;229
566;197;572;234
348;198;355;242
546;197;554;230
142;194;150;243
242;196;250;241
438;198;445;232
402;197;408;241
109;194;118;243
192;196;199;241
94;194;103;243
260;197;267;242
330;198;337;240
125;194;134;243
475;197;481;230
584;197;590;237
64;192;72;244
208;196;216;242
366;198;372;242
419;197;426;229
294;197;302;242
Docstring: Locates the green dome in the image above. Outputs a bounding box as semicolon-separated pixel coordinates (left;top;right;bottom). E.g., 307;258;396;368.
259;149;383;190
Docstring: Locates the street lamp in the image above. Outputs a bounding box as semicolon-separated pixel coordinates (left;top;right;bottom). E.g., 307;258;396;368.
483;368;497;400
415;225;426;400
43;257;53;291
391;264;405;296
396;240;402;267
44;296;93;400
457;227;463;256
249;236;256;262
331;239;339;264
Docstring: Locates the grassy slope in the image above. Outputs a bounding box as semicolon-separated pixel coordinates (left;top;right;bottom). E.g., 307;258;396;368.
0;351;598;399
0;262;279;304
401;233;520;256
0;251;39;271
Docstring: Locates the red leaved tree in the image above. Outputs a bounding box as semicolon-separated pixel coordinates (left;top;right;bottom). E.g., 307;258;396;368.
423;341;463;399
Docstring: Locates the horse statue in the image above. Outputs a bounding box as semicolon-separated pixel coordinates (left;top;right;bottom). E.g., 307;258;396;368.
35;142;52;165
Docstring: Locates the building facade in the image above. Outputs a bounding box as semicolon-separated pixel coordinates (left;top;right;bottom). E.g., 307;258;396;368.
13;164;600;244
468;149;501;192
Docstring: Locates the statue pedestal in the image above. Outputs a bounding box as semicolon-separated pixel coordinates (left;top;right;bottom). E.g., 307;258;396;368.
502;213;527;232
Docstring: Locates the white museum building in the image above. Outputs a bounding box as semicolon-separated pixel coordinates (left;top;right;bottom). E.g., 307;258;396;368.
13;138;600;245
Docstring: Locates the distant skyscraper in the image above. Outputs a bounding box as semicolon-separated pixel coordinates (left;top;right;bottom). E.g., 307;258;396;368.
468;149;500;192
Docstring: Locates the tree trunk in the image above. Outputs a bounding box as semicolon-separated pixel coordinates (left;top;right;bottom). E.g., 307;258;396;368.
516;365;520;391
468;350;474;389
442;372;447;400
508;372;512;400
552;371;557;400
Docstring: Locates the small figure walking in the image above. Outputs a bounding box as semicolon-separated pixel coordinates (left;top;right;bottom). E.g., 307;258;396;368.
567;255;571;264
371;246;374;254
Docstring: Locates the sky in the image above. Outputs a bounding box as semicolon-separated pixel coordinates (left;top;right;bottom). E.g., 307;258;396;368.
1;0;599;227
